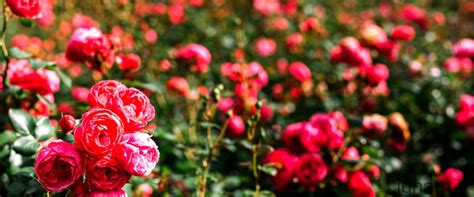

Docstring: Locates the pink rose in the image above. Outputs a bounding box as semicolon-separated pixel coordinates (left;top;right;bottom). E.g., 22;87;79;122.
66;27;103;62
255;38;276;57
166;77;189;96
88;80;127;108
453;38;474;57
348;171;375;197
438;168;463;191
35;141;84;192
176;43;211;74
107;88;155;132
114;133;160;176
391;25;415;41
288;62;312;83
86;157;130;191
226;115;246;138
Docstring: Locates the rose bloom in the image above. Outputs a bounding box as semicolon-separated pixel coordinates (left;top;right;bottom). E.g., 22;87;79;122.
453;38;474;58
362;114;388;137
391;25;416;41
444;57;473;74
253;0;280;16
176;43;212;74
88;80;127;108
348;171;375;197
166;77;189;96
366;63;389;85
13;67;60;95
74;108;124;157
288;62;312;83
107;88;155;132
114;132;160;176
87;189;128;197
71;87;90;103
35;141;84;192
295;153;328;190
116;53;141;71
6;0;42;19
66;27;103;62
264;149;298;191
359;24;388;47
341;146;360;161
144;29;158;44
438;168;463;191
87;157;130;191
255;38;277;57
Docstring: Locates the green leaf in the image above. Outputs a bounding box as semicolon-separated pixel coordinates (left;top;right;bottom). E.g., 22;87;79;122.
34;117;56;142
12;135;40;156
0;130;17;146
48;66;72;89
258;164;278;177
9;48;32;59
19;17;33;27
29;59;56;69
9;109;36;136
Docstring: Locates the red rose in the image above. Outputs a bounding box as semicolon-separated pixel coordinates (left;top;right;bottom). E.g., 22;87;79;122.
86;157;130;191
438;168;463;191
114;133;160;176
348;171;375;197
166;77;189;96
6;0;42;19
116;53;141;71
295;153;328;190
74;108;124;157
391;25;415;41
453;39;474;58
107;88;155;132
34;141;84;192
288;62;312;83
88;80;127;108
87;189;128;197
66;28;103;62
264;149;298;191
72;87;90;103
176;43;211;74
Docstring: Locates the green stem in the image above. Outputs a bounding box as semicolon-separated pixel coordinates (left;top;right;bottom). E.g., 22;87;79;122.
0;0;9;89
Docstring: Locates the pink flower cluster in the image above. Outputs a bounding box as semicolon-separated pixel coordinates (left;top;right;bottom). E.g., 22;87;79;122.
35;80;159;195
444;39;474;75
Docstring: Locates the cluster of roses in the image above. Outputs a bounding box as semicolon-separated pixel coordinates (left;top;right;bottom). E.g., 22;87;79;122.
134;0;205;25
263;111;383;196
65;27;141;73
271;61;313;105
264;111;463;195
34;80;159;196
444;38;474;76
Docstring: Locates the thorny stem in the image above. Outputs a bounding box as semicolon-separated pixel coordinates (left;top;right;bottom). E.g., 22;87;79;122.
0;0;9;89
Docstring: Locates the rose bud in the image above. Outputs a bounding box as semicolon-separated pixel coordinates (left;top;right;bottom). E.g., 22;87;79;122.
330;45;344;63
362;114;388;137
398;4;428;29
74;108;124;157
359;23;388;47
438;168;463;191
116;53;141;71
255;37;277;57
253;0;279;16
453;38;474;58
6;0;42;19
176;43;211;74
341;146;360;161
34;141;84;192
286;33;304;53
114;133;159;176
66;27;103;62
107;88;155;132
332;164;348;183
377;40;401;62
217;97;235;113
391;25;415;41
263;149;298;191
88;80;127;107
144;29;158;44
259;105;273;122
226;115;246;138
166;77;190;96
86;157;131;191
87;189;128;197
348;171;375;197
295;153;328;190
135;183;154;197
367;165;381;180
299;17;319;32
60;114;76;133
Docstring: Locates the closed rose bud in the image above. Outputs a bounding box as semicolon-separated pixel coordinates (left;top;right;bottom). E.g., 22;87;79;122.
299;17;319;32
255;38;277;57
116;53;141;71
286;33;304;53
453;38;474;58
144;29;158;44
74;108;124;157
35;141;84;192
114;133;160;176
295;153;328;190
226;115;246;138
348;171;375;197
341;146;360;161
167;77;189;96
6;0;42;19
263;149;298;191
391;25;415;41
60;114;76;132
438;168;463;191
359;24;388;47
86;157;131;191
135;183;154;197
288;62;312;83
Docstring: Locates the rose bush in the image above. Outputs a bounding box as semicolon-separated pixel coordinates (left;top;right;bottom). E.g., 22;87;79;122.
0;0;472;196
